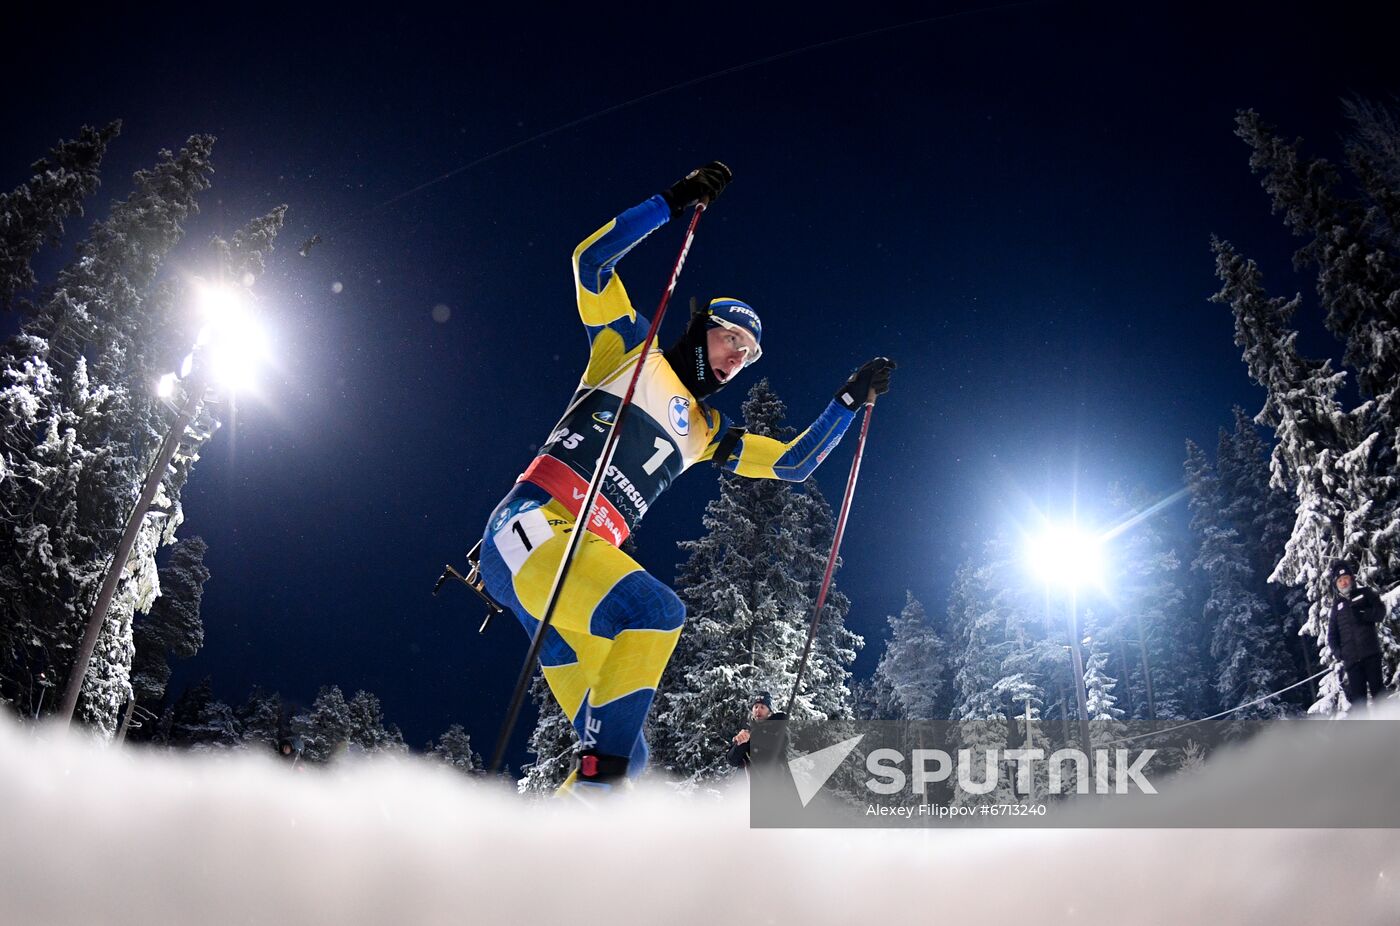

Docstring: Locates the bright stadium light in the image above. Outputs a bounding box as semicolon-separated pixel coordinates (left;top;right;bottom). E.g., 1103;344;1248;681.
193;282;269;392
195;281;247;319
156;372;178;398
1027;523;1104;590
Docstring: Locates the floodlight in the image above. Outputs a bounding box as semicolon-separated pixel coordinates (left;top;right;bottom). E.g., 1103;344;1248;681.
191;283;269;391
195;282;248;319
1027;523;1104;590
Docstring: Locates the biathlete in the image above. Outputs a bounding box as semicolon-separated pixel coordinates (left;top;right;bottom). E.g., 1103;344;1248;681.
477;161;894;793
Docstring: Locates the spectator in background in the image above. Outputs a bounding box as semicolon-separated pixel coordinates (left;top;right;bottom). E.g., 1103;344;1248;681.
728;691;789;770
1326;560;1389;712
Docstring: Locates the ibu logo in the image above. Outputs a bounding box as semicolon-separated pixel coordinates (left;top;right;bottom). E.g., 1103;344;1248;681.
669;396;690;436
493;499;537;532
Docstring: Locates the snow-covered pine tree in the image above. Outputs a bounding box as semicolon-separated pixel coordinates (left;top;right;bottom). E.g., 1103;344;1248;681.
1236;107;1400;403
344;689;408;755
650;379;859;783
285;687;410;761
1083;633;1126;735
124;535;210;736
851;670;898;721
430;724;484;776
289;686;354;763
0;342;83;716
871;591;949;721
946;552;1018;808
1218;408;1313;708
1210;237;1357;713
788;474;863;723
1242;407;1320;698
1186;437;1295;722
0;122;120;312
1104;485;1203;721
1082;633;1127;790
948;557;1004;724
1217;105;1400;706
234;688;284;751
163;677;238;750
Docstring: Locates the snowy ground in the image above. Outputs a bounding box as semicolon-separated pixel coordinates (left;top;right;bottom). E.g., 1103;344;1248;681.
2;713;1398;926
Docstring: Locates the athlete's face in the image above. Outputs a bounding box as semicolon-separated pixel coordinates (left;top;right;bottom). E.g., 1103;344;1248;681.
707;326;759;383
1336;574;1353;593
752;702;772;721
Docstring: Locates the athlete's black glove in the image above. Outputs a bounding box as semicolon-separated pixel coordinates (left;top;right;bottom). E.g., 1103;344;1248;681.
660;161;733;217
835;357;896;410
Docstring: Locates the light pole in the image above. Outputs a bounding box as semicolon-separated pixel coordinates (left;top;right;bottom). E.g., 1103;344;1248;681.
57;283;267;727
1028;523;1103;788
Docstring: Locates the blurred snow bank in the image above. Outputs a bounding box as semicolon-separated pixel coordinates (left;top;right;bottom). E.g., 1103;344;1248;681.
1;711;1398;926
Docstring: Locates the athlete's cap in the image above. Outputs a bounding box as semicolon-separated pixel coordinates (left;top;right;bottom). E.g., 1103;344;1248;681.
707;297;762;365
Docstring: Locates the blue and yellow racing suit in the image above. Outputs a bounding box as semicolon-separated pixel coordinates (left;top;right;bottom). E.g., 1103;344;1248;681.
478;193;857;784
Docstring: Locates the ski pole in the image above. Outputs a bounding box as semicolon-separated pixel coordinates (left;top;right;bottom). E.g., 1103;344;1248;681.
487;202;708;774
784;387;878;716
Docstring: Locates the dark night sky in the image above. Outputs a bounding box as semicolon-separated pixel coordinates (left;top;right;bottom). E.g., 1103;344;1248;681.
4;3;1396;761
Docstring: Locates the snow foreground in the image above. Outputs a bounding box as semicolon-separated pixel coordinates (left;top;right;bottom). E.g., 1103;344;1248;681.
2;716;1398;926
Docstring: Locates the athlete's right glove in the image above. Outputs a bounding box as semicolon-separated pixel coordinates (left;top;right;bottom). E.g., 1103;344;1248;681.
835;357;896;410
660;161;733;217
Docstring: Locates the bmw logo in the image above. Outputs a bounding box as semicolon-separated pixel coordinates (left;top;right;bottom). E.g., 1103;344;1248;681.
670;396;690;436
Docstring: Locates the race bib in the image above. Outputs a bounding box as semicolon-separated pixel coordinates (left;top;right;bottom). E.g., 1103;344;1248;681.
492;506;555;575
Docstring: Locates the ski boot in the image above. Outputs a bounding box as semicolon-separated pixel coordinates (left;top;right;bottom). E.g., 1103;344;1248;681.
558;750;630;805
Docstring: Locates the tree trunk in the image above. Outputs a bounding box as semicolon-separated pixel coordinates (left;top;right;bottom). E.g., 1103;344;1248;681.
1118;637;1135;717
1134;614;1157;721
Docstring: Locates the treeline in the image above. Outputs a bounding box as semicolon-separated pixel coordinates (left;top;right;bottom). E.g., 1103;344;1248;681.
124;679;482;774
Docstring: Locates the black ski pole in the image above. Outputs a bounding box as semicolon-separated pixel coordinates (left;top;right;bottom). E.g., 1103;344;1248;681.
784;387;878;716
487;201;708;774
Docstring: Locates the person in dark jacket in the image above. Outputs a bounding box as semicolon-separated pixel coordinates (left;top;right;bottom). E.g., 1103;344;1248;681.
727;691;803;815
727;691;790;770
1325;560;1389;711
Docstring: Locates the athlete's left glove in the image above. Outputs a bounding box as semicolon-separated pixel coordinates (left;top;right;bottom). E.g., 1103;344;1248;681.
836;357;896;409
660;161;733;217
